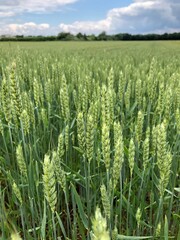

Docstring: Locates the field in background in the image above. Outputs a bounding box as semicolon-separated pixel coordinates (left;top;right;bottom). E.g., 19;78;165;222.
0;41;179;239
1;40;180;52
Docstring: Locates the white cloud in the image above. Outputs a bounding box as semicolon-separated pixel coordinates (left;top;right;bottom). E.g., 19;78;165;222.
59;0;180;34
0;11;15;17
0;0;78;35
0;22;50;36
0;0;78;14
59;19;111;34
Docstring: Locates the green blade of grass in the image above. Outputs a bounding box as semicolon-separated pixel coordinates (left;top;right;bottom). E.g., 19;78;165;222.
117;235;152;239
41;200;46;240
55;211;67;239
164;215;168;240
71;183;88;229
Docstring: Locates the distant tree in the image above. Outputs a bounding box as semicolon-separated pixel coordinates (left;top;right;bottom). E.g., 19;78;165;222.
161;33;168;40
76;32;88;41
16;35;24;39
87;34;97;41
83;33;88;41
76;32;84;40
57;32;75;41
46;36;57;41
170;32;180;40
114;33;123;40
122;33;132;40
97;31;108;41
66;33;75;41
1;31;180;42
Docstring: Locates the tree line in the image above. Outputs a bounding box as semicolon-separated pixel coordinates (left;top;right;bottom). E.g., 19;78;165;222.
1;31;180;41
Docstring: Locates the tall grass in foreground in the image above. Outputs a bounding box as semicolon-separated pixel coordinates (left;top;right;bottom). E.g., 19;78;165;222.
0;42;179;239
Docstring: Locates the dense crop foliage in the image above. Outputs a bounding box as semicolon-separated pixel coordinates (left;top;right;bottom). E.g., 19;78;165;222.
0;42;179;239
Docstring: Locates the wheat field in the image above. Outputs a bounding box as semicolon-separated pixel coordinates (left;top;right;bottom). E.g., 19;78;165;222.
0;41;179;239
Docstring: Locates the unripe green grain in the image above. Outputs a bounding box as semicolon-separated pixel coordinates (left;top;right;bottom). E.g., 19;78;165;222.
45;78;52;103
89;100;99;128
118;71;125;102
73;89;79;110
175;108;180;132
96;147;101;167
0;119;3;134
164;88;172;121
136;79;142;106
152;125;158;156
60;74;70;120
101;84;110;126
12;181;22;205
29;101;35;128
91;207;110;240
11;232;22;240
1;78;12;124
77;112;86;152
57;133;64;158
43;154;57;212
112;227;118;240
155;222;161;237
52;151;66;192
108;89;114;126
136;207;142;227
86;113;94;163
100;184;111;220
157;123;172;196
39;82;44;106
85;75;92;100
22;92;29;113
20;109;30;134
108;67;114;90
157;123;167;168
143;137;150;170
33;78;40;107
16;144;27;179
135;110;144;145
41;108;48;127
112;121;124;189
81;86;88;116
65;124;69;152
128;138;135;177
159;151;172;197
156;81;165;117
124;82;131;110
10;62;22;119
102;123;111;171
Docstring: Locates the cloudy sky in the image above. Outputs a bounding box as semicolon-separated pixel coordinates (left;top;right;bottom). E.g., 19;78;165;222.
0;0;180;36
